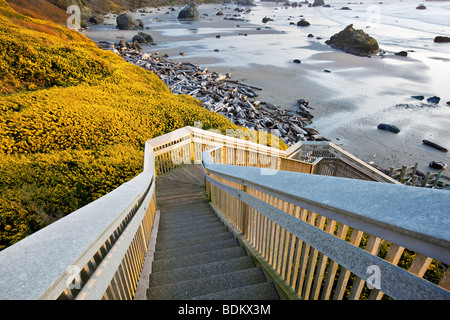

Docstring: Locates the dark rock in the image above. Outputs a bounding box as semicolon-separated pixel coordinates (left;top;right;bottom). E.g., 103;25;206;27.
262;17;274;23
297;20;310;27
117;12;140;30
340;6;352;10
307;33;314;37
394;51;408;57
136;19;144;28
434;36;450;43
416;4;426;10
293;59;301;64
312;0;325;6
216;11;224;16
89;15;104;25
132;32;153;43
377;123;400;133
429;161;447;170
427;96;440;104
323;69;331;73
411;95;425;101
325;24;379;56
236;0;256;5
178;3;199;20
447;101;450;106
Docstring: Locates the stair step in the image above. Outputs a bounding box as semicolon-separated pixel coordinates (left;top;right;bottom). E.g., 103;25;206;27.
155;231;234;251
147;267;267;300
154;238;239;261
157;220;224;237
156;225;229;243
159;208;214;221
192;282;280;300
149;255;255;288
152;246;247;273
158;215;220;231
157;200;210;211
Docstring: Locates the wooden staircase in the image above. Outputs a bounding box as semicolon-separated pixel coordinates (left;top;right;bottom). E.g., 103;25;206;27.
146;165;280;300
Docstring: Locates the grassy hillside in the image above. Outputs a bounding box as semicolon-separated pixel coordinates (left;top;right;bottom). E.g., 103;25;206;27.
0;0;244;249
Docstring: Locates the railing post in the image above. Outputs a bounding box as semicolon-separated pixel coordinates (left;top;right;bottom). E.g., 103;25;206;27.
241;184;249;237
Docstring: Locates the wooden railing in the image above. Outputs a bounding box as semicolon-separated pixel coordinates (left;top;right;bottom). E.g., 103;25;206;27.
292;141;400;184
202;146;450;300
0;126;425;300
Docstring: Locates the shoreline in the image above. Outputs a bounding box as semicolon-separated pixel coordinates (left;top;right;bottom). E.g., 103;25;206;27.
83;1;450;175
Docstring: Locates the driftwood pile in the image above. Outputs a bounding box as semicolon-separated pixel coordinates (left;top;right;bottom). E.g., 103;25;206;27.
99;41;325;145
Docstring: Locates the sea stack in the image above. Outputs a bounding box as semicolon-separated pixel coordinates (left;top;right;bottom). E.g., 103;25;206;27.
325;24;379;56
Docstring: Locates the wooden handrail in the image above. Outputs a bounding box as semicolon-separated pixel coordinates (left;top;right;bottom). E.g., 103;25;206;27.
202;147;450;300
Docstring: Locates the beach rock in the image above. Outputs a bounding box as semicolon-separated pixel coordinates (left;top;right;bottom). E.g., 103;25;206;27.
429;161;447;170
325;24;379;56
132;32;153;43
394;51;408;57
136;19;145;28
293;59;301;64
411;95;425;101
416;4;426;10
377;123;400;133
434;36;450;43
89;14;104;25
262;17;274;23
427;96;440;104
216;11;224;16
297;20;310;27
117;12;140;30
236;0;256;5
178;3;199;20
307;33;314;37
340;6;352;10
312;0;325;6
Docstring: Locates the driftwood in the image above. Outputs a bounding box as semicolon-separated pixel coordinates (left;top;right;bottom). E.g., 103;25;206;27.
99;42;327;145
422;140;448;153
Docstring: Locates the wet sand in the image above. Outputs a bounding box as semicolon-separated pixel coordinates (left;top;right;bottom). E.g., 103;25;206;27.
84;1;450;174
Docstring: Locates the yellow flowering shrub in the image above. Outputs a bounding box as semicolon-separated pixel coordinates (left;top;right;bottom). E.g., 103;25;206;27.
0;0;285;249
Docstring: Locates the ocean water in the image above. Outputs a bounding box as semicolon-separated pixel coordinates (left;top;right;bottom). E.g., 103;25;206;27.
87;0;450;173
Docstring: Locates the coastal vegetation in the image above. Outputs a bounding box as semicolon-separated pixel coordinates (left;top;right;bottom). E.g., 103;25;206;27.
0;0;263;250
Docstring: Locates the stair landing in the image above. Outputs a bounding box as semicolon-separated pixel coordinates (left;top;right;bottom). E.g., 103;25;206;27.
146;164;280;300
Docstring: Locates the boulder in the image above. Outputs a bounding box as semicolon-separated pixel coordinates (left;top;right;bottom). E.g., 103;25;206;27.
325;24;379;56
178;3;199;20
236;0;256;5
411;95;425;101
394;51;408;57
89;14;104;25
136;19;145;28
297;20;310;27
416;4;426;10
312;0;325;6
293;59;301;64
427;96;440;104
132;32;153;43
262;17;274;23
377;123;400;133
429;161;447;170
117;12;140;30
434;36;450;43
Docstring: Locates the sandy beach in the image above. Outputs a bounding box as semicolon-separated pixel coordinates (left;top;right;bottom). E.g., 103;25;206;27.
84;0;450;174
